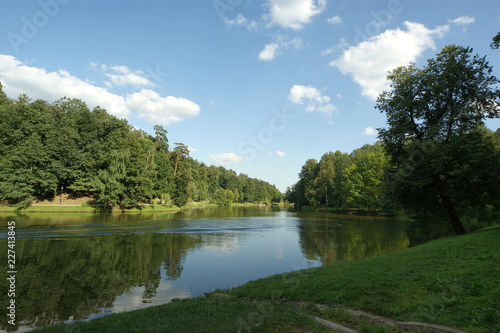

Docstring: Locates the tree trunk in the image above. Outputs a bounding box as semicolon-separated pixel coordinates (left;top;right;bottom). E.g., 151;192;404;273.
439;192;466;235
174;154;179;176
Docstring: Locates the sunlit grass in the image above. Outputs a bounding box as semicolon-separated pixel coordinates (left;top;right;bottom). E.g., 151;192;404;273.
36;297;330;333
229;225;500;333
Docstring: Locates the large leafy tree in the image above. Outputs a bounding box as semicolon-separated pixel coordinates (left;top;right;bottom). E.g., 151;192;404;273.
314;152;335;206
350;143;389;210
377;45;500;234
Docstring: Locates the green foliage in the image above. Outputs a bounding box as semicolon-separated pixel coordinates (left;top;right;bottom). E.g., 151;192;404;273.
377;45;500;234
0;83;281;208
153;124;169;151
212;188;234;206
287;144;389;211
491;32;500;49
173;172;189;207
160;192;172;207
93;150;129;207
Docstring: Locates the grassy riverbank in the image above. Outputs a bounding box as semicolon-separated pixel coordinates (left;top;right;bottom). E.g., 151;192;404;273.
36;225;499;333
0;204;182;214
0;198;271;214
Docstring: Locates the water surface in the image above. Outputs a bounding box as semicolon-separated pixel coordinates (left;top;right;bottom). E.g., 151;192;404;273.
0;206;415;331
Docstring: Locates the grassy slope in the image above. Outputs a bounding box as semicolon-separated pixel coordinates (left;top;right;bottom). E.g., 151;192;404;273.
36;226;500;333
229;225;500;332
36;297;330;333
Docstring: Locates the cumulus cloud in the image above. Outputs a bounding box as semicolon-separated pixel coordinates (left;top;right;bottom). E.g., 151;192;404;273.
362;127;377;136
259;43;280;61
263;0;326;30
449;16;475;25
288;84;337;119
330;21;449;100
101;64;154;87
127;89;200;125
327;15;342;25
0;54;130;118
258;37;302;61
289;84;329;104
209;153;243;166
0;55;200;125
276;150;286;157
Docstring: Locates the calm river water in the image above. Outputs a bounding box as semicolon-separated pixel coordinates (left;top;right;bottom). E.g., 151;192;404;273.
0;206;421;331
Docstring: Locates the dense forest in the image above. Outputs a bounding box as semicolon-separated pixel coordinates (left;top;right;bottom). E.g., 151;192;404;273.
285;142;390;211
0;84;282;208
287;45;500;234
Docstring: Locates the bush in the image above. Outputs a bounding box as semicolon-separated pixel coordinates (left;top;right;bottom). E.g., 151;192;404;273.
160;193;172;207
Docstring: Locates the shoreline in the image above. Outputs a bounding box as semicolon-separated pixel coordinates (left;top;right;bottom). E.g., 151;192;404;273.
0;201;283;214
35;225;500;333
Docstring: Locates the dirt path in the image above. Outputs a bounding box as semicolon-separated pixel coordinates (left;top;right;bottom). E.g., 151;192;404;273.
210;294;468;333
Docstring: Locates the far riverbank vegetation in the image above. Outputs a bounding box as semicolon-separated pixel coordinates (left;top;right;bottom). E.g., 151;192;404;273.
1;44;500;236
0;86;282;211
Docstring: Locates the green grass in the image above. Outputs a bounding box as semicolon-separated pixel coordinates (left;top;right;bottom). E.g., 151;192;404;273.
183;200;219;208
0;200;270;213
229;225;500;332
0;205;181;213
35;297;330;333
35;226;500;332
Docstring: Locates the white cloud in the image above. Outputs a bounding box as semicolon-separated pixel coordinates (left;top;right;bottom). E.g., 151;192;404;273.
187;146;198;153
263;0;326;30
288;84;329;104
127;89;200;125
258;37;303;61
330;21;449;100
259;43;280;61
362;127;377;136
224;14;258;30
97;64;154;88
288;84;337;118
0;54;130;118
321;47;334;56
276;150;286;157
209;153;243;166
317;104;336;115
106;70;153;87
0;55;201;124
327;15;342;25
449;16;475;25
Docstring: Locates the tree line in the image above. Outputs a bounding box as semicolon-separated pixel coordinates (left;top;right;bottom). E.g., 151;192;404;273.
285;142;389;211
287;44;500;235
0;85;282;208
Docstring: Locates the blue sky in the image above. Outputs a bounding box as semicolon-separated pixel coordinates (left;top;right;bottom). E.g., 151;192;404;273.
1;0;499;192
